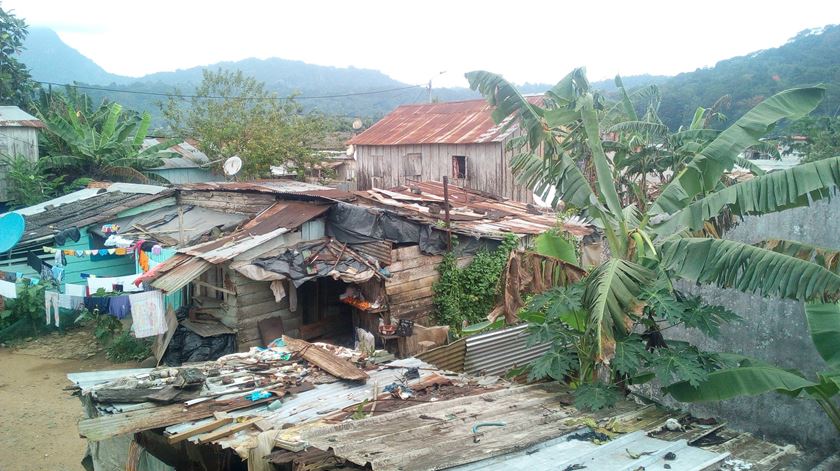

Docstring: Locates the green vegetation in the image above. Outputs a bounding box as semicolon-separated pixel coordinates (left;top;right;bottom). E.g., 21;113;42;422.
787;116;840;163
0;5;36;107
75;305;151;363
0;154;64;206
468;67;840;416
0;281;45;333
433;235;517;333
162;69;327;179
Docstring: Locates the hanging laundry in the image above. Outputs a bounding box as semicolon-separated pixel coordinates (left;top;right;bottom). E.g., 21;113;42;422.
108;295;131;319
45;291;60;327
101;224;120;234
87;274;143;294
84;296;111;315
51;265;65;283
58;293;83;310
65;283;87;297
105;234;134;248
26;251;43;273
128;290;166;338
0;280;16;299
138;250;150;272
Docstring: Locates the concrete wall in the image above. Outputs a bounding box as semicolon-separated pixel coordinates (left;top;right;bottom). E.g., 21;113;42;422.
662;197;840;452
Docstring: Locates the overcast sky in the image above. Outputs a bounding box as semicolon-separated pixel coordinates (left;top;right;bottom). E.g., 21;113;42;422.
4;0;839;88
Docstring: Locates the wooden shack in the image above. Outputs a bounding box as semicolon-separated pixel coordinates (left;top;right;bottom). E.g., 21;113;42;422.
0;106;44;202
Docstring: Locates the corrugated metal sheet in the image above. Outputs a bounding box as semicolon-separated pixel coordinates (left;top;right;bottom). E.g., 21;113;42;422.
416;338;466;372
347;98;543;146
464;324;550;376
67;369;154;392
355;180;593;238
350;240;393;265
149;255;212;293
143;138;210;169
96;205;249;246
0;106;45;128
179;180;354;201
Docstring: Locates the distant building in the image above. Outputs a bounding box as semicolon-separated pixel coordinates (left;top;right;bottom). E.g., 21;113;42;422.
348;99;537;202
143;138;223;184
0;106;44;202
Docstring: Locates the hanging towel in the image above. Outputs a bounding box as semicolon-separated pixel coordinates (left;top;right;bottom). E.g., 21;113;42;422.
0;280;17;299
88;277;115;294
84;296;111;315
65;283;87;297
58;294;83;310
108;295;132;319
128;290;166;338
45;291;60;327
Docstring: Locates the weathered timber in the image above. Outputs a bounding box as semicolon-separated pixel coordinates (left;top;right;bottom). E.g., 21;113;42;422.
283;336;369;382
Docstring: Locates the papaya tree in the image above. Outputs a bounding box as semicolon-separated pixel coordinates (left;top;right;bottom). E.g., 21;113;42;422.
467;68;840;412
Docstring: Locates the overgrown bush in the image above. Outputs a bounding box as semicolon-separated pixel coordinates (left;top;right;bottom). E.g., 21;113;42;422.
106;330;152;362
433;235;517;333
0;280;45;333
1;155;63;207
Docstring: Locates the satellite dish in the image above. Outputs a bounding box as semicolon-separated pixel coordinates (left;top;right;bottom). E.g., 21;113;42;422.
223;156;243;176
352;118;363;130
346;145;355;157
0;212;25;253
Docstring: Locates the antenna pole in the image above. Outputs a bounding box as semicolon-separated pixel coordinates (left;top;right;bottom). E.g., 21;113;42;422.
428;80;432;103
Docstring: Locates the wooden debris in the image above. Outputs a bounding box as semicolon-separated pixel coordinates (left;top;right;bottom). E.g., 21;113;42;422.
167;417;234;444
283;336;369;382
197;417;261;443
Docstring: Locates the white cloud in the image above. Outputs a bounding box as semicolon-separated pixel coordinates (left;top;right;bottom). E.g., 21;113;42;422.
6;0;839;87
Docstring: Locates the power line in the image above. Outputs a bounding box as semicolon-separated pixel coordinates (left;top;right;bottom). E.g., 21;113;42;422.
36;80;423;101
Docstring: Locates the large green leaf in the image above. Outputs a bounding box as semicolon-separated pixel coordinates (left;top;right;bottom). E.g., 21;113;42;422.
653;156;840;235
615;75;638;121
582;259;654;360
665;366;818;402
580;94;625;223
649;86;826;222
805;302;840;369
534;232;578;264
510;152;595;209
756;239;840;274
660;238;840;301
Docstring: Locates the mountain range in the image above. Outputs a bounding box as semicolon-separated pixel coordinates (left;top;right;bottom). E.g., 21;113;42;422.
19;25;840;129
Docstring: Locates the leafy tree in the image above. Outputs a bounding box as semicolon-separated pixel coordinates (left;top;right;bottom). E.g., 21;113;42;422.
0;154;64;206
162;69;326;179
35;89;173;183
0;4;36;107
468;68;840;414
786;116;840;163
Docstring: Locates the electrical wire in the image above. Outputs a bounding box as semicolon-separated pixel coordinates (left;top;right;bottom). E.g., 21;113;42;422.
35;80;424;101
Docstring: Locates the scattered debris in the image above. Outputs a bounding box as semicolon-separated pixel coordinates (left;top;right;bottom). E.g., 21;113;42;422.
664;451;677;460
561;465;586;471
567;430;611;443
626;448;655;459
283;336;369;382
664;418;684;432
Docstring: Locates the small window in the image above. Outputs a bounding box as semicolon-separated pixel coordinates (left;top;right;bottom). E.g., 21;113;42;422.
452;155;467;179
404;153;422;177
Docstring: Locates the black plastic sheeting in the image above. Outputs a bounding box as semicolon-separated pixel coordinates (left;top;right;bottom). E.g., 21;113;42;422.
161;306;236;366
252;239;373;288
326;203;498;255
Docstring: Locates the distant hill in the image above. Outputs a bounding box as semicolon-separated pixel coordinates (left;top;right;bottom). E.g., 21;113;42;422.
20;28;130;86
19;25;840;129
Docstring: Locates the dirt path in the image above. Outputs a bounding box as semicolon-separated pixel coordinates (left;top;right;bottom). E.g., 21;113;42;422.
0;334;139;471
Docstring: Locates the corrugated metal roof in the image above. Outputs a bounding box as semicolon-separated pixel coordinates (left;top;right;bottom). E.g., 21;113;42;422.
464;324;550;376
0;106;45;128
143;138;212;170
150;255;212;293
95;205;248;247
179;180;354;201
355;181;593;238
179;201;331;264
347;97;542;146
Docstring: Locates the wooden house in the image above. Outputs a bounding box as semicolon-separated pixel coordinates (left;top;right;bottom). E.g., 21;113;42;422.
0;106;44;202
348;99;540;202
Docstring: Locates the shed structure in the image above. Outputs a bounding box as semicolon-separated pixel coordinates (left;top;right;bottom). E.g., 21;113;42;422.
348;98;540;203
0;106;44;202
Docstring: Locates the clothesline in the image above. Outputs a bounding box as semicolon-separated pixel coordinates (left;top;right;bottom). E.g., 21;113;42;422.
43;246;137;257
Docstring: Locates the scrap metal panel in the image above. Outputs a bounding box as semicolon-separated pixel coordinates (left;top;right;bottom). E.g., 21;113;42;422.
464;324;550;376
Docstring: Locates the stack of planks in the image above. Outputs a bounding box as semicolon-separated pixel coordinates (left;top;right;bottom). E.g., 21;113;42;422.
384;246;471;323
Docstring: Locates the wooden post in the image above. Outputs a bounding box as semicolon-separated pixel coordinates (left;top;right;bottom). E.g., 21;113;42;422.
443;176;452;252
178;206;185;246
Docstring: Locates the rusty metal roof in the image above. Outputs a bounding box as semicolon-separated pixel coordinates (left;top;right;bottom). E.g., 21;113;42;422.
178;180;354;201
354;181;592;238
143;138;211;169
179;201;331;264
347;97;543;146
0;106;45;128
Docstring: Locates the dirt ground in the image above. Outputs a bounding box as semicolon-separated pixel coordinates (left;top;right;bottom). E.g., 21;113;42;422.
0;329;139;471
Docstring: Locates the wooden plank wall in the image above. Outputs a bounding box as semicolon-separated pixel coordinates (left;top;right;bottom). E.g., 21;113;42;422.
355;140;533;203
226;268;301;350
384;246;471;324
177;190;276;215
0;127;38;202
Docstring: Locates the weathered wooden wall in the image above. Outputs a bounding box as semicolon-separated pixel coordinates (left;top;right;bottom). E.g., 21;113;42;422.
0;126;39;201
355;140;533;202
384;246;471;324
226;269;301;350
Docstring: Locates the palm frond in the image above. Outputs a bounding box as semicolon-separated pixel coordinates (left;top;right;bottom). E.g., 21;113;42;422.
660;237;840;301
756;239;840;273
653;156;840;235
511;152;595;209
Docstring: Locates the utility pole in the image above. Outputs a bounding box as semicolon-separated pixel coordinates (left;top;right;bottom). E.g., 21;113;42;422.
427;80;433;103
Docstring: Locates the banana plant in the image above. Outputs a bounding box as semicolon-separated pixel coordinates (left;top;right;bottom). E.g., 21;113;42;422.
467;68;840;408
35;89;176;183
665;302;840;431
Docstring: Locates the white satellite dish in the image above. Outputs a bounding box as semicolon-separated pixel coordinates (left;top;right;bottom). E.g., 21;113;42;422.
223;156;243;176
346;144;355;157
352;118;363;130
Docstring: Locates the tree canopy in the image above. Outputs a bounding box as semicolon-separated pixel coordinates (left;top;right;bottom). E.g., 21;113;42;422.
0;4;37;107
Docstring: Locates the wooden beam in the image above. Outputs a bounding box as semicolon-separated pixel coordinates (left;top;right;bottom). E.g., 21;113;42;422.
167;417;234;444
283;336;369;382
191;279;236;296
196;417;260;443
